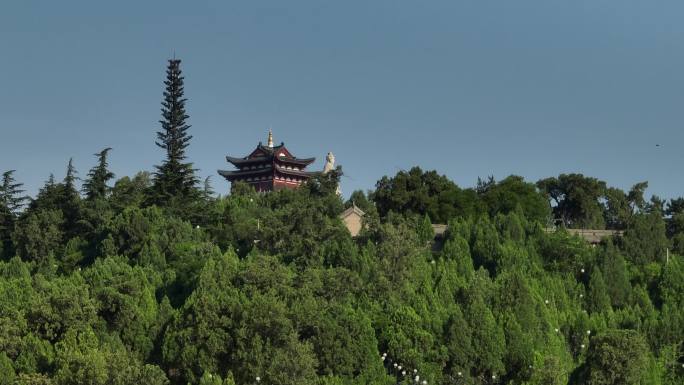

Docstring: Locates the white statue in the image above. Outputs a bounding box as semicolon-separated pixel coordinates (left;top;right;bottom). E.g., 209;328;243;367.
323;152;335;174
322;152;341;195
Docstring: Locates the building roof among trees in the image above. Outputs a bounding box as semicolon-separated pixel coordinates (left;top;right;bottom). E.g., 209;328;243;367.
340;204;365;220
227;141;316;166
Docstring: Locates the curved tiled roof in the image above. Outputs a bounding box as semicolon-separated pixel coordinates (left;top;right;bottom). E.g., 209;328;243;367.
219;137;318;191
225;142;315;167
218;167;272;180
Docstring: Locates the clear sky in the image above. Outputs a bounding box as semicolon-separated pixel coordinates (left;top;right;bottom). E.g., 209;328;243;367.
1;0;682;199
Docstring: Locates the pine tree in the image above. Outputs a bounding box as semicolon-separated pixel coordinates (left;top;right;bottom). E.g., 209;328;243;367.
80;149;116;250
29;165;80;223
60;159;82;238
0;170;27;259
0;205;11;259
587;267;612;314
64;158;78;193
83;148;115;201
601;243;631;309
417;213;435;245
465;293;505;378
202;176;214;198
151;58;199;208
30;174;60;211
0;170;28;215
444;307;474;379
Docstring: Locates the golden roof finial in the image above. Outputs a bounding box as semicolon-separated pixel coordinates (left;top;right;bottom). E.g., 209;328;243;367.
267;127;274;147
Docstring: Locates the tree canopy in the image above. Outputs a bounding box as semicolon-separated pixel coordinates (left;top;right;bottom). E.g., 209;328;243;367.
1;59;683;385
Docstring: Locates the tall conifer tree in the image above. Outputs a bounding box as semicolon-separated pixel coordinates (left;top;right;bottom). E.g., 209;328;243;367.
83;148;115;201
0;170;28;215
30;174;59;211
151;58;198;209
61;158;82;237
0;170;26;259
64;158;77;192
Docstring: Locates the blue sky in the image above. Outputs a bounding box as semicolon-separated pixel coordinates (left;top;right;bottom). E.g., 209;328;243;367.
1;0;682;199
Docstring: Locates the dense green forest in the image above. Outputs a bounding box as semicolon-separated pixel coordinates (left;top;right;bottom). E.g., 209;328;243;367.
1;60;683;385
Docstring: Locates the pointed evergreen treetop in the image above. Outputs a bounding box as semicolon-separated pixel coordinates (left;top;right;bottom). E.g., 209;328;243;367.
64;158;78;192
203;176;214;197
61;159;82;237
61;158;81;209
156;59;192;159
83;147;115;201
0;170;28;215
151;58;199;206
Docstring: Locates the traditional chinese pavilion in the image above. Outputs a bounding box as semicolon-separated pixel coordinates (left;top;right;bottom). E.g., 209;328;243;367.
218;130;318;192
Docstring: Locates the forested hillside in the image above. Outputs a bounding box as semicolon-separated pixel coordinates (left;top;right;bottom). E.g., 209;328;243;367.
1;60;683;385
1;161;684;385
